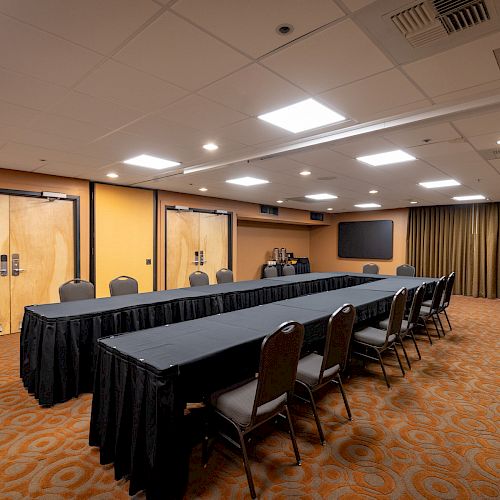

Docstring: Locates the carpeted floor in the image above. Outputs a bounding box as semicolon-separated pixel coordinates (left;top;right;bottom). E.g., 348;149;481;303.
1;296;499;499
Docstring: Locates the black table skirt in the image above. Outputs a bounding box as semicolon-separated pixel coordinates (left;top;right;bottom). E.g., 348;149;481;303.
89;291;394;499
21;274;361;406
260;259;311;277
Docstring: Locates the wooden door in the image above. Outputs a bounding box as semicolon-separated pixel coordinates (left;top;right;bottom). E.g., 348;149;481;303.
9;196;74;332
199;213;229;284
0;195;10;335
94;184;154;298
166;211;200;289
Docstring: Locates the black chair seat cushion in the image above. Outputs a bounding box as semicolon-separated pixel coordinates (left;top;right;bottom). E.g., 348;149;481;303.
422;299;432;307
420;305;432;315
354;327;395;347
378;318;408;332
296;353;339;387
211;378;286;427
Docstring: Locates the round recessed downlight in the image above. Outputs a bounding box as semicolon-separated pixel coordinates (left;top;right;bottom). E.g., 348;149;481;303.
276;200;284;204
276;23;294;35
369;190;378;194
300;170;311;176
410;201;418;204
497;140;500;145
107;172;119;179
203;143;219;151
327;208;333;211
199;187;208;192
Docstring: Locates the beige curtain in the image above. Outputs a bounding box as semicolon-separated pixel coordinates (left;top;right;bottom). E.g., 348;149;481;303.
407;202;500;298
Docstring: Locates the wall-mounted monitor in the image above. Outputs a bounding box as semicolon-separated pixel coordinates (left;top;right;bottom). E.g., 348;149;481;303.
338;220;393;259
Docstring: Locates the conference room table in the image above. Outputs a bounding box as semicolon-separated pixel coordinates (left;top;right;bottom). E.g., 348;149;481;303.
21;272;384;406
89;277;438;499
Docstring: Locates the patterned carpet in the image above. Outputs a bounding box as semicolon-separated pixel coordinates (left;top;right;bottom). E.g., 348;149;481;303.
0;296;499;499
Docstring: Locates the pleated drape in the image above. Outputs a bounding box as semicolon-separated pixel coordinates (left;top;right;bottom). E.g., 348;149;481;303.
407;202;500;298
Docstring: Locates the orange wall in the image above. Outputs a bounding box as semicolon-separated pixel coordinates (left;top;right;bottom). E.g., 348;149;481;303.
310;208;409;275
237;221;311;280
0;168;90;279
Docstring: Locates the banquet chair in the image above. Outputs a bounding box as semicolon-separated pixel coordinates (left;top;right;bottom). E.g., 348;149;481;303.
263;265;278;278
203;321;304;499
295;304;355;444
352;287;407;388
59;279;95;302
363;263;379;274
379;284;426;366
422;271;455;332
189;271;209;287
396;264;416;277
216;268;233;284
418;276;447;339
109;276;138;296
282;264;296;276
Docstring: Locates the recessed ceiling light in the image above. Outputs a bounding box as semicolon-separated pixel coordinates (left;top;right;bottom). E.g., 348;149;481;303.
258;98;346;133
305;193;338;200
300;170;311;176
355;203;381;208
497;140;500;145
327;208;333;211
123;154;180;169
199;187;208;192
226;177;269;187
203;143;219;151
369;189;378;194
106;172;119;179
452;195;486;201
410;201;418;204
357;150;416;166
276;200;284;204
419;179;461;188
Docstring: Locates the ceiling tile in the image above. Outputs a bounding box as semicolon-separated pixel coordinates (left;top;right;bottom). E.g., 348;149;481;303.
0;0;161;54
31;161;91;178
330;136;398;158
159;94;247;130
383;123;461;148
0;14;103;87
403;31;500;98
467;132;500;151
0;101;40;127
50;91;142;129
453;109;500;138
319;69;426;121
342;0;376;12
76;60;188;113
199;63;307;116
262;19;393;94
216;118;289;145
114;11;250;91
431;79;500;105
172;0;344;58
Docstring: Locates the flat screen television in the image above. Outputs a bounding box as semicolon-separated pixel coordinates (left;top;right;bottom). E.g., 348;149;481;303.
338;220;393;259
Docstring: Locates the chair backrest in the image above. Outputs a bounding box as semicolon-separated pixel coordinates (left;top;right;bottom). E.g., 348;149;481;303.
59;279;95;302
407;284;426;331
109;276;138;296
396;264;416;277
216;268;233;284
319;304;356;383
442;271;455;307
363;263;379;274
282;264;295;276
251;321;304;424
384;287;407;344
263;266;278;278
189;271;209;287
430;276;447;313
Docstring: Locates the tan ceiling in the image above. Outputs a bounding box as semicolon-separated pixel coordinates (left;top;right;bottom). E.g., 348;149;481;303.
0;0;499;212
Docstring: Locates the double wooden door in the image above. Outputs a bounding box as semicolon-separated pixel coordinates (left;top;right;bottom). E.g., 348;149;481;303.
166;210;229;289
0;194;75;335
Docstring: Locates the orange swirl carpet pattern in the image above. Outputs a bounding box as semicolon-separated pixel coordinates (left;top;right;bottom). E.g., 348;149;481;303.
1;296;499;499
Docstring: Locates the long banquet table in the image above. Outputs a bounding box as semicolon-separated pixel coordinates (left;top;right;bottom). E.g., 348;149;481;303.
21;272;385;406
89;277;438;499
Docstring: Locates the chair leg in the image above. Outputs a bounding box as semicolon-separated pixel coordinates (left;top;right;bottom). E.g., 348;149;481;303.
336;374;352;421
299;383;325;445
237;429;256;499
376;349;391;389
423;320;433;345
284;405;302;466
410;331;422;360
444;309;452;330
436;314;446;337
202;418;210;467
431;316;442;338
399;336;411;370
393;344;405;377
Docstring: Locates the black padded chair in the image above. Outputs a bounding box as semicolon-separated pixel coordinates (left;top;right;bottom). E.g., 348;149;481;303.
263;265;278;278
109;276;138;296
204;321;305;499
282;264;295;276
295;304;355;444
396;264;416;277
189;271;209;287
216;268;233;284
363;263;379;274
422;271;455;332
352;288;407;388
379;284;426;366
418;276;447;339
59;279;95;302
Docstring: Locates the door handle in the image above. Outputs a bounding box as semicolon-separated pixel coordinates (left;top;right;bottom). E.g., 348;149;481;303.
0;255;7;276
12;253;24;276
194;251;199;265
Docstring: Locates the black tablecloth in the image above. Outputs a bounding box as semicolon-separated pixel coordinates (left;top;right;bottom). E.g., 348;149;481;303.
21;273;371;406
89;287;397;499
260;259;311;277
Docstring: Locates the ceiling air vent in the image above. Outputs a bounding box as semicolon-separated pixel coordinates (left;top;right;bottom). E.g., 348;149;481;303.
435;0;490;32
478;148;500;161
